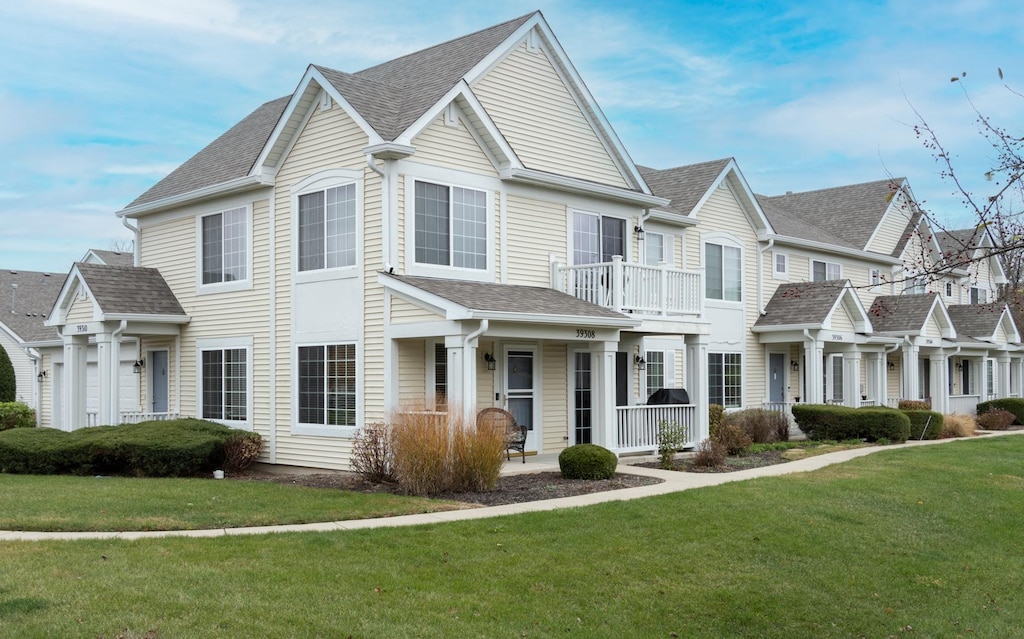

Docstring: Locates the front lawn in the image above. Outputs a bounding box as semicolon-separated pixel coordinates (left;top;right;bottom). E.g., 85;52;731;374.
2;436;1023;638
0;474;457;531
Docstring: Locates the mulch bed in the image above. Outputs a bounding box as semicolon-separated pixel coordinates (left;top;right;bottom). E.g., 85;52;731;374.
635;449;787;473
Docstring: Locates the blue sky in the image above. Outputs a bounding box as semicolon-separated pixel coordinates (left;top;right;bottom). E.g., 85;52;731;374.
1;0;1021;272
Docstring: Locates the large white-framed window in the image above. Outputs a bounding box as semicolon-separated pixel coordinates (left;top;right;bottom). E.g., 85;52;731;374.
811;260;841;282
971;287;988;304
645;350;665;395
572;211;626;265
196;336;253;430
705;240;742;302
645;232;665;266
292;169;363;282
414;180;487;269
297;343;358;434
197;206;250;293
773;251;788;280
708;352;742;408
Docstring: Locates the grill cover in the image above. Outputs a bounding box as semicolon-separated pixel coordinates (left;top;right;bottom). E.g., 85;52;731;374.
646;388;690;405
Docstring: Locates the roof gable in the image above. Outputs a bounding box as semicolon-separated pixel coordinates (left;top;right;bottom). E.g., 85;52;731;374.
48;264;188;326
947;303;1019;343
0;269;63;343
868;293;954;338
754;280;871;332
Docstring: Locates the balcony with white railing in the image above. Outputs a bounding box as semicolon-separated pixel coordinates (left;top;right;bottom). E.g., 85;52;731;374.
615;404;698;454
552;256;703;318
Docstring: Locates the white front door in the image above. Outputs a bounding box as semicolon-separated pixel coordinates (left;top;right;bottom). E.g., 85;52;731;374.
504;347;539;452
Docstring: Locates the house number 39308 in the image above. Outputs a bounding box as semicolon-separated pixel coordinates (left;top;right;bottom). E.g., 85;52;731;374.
576;329;596;339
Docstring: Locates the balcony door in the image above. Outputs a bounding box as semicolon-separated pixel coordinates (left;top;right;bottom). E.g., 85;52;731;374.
572;212;625;265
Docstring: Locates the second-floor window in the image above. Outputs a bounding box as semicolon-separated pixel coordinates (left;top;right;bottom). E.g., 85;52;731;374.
945;282;954;298
414;181;487;269
573;212;625;265
869;268;882;286
773;252;788;279
811;260;841;282
299;183;356;271
645;232;665;265
705;242;741;301
202;207;247;285
971;287;988;304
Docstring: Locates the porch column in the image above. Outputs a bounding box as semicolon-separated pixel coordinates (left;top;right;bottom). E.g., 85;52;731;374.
865;352;882;405
804;338;824;404
383;335;399;414
1014;358;1024;397
95;331;119;426
929;353;948;414
684;333;709;441
590;340;618;452
902;343;920;401
998;353;1011;399
63;334;88;431
445;334;478;423
842;351;861;407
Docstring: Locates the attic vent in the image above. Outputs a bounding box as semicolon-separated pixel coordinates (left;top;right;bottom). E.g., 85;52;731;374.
319;89;331;112
444;103;460;128
527;28;540;53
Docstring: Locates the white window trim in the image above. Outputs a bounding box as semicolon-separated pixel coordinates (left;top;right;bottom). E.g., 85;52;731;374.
708;351;743;409
291;169;363;284
195;336;253;431
702;232;744;305
811;259;842;282
644;231;666;266
773;251;788;280
195;205;253;295
403;173;495;282
869;268;882;287
644;349;667;398
292;340;363;438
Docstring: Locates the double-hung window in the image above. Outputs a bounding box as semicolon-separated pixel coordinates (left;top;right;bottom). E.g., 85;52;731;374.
414;181;487;269
811;260;841;282
298;183;356;271
645;350;665;394
201;347;248;422
869;268;882;286
298;344;357;427
202;207;247;285
645;232;665;266
971;287;988;304
572;212;625;265
708;353;742;408
773;252;788;279
705;242;741;301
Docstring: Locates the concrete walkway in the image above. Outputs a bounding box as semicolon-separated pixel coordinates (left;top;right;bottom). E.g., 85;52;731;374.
3;430;1022;542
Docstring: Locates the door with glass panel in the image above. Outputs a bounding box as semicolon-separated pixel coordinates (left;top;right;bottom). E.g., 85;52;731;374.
505;348;538;452
573;351;592;445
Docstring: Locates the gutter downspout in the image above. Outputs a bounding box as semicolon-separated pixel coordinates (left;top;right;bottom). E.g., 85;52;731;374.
758;238;775;315
120;217;141;267
463;319;489;422
27;347;41;426
365;153;393;272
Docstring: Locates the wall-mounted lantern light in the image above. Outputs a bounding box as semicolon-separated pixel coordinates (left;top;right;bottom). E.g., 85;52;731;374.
635;354;646;371
790;360;799;372
133;358;146;374
483;352;496;371
634;225;645;241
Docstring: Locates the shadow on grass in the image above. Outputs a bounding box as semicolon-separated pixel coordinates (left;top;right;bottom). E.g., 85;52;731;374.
0;596;49;617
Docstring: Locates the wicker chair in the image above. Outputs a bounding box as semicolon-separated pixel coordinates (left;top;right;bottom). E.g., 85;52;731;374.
477;407;528;463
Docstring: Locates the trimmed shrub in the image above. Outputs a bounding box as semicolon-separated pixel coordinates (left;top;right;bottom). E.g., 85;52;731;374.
691;438;726;469
977;408;1015;431
792;404;910;443
0;419;242;476
723;408;788;444
708;404;725;438
656;420;687;469
713;422;751;455
351;422;396;483
902;410;943;440
558;444;617;480
0;402;35;430
941;414;977;438
898;399;931;411
222;431;264;472
0;344;14;402
975;398;1024;424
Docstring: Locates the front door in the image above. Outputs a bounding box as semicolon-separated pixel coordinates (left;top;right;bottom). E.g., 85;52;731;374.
573;351;592;444
615;351;629;406
505;348;538;452
150;350;168;413
769;353;786;403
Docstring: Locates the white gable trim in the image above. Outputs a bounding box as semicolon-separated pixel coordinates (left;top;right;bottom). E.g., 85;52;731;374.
824;282;873;333
689;159;772;233
46;267;100;327
863;178;911;252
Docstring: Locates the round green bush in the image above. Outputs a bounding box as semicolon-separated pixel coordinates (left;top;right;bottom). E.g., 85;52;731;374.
902;410;943;440
558;444;617;480
0;344;14;403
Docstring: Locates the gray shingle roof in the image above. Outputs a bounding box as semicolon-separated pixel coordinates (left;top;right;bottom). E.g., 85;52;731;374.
637;159;731;216
76;264;186;317
129;13;535;209
867;293;939;333
754;280;848;328
946;303;1009;340
387;274;631;321
935;228;991;269
88;250;134;267
759;178;903;250
0;269;63;342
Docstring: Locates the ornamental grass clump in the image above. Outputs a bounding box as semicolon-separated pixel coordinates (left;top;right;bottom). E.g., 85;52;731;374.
723;408;789;443
941;414;977;438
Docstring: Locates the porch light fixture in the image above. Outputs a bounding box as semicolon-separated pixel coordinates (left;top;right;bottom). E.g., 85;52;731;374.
37;370;47;381
888;361;896;371
634;225;645;241
133;358;145;374
635;354;646;371
956;362;963;372
790;360;799;372
483;352;496;371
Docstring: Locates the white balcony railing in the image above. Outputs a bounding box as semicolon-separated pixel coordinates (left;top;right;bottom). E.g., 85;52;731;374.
552;256;703;317
615;404;698;454
83;411;181;427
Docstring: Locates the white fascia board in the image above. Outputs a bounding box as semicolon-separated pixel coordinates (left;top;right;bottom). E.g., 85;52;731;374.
767;234;904;265
102;313;191;324
23;339;62;349
863;178;911;251
0;321;26;347
116;175;273;219
649;209;699;227
691;160;772;233
467;310;639;328
833;284;873;332
45;266;95;327
363;142;416;160
377;274;471;320
751;323;821;333
501;167;668;208
928;296;956;338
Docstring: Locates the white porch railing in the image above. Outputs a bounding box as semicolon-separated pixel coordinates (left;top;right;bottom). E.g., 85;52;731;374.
553;257;703;317
120;411;181;424
86;412;99;427
949;395;981;415
615;404;697;454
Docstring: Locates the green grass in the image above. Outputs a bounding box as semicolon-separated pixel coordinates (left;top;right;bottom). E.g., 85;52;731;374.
0;474;457;531
2;436;1024;638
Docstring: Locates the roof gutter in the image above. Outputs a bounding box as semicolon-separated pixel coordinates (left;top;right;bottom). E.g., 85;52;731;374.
767;233;903;265
116;175;274;219
501;167;669;208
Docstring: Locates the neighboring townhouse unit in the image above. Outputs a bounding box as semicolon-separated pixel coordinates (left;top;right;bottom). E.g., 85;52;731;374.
41;12;718;469
0;269;63;413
